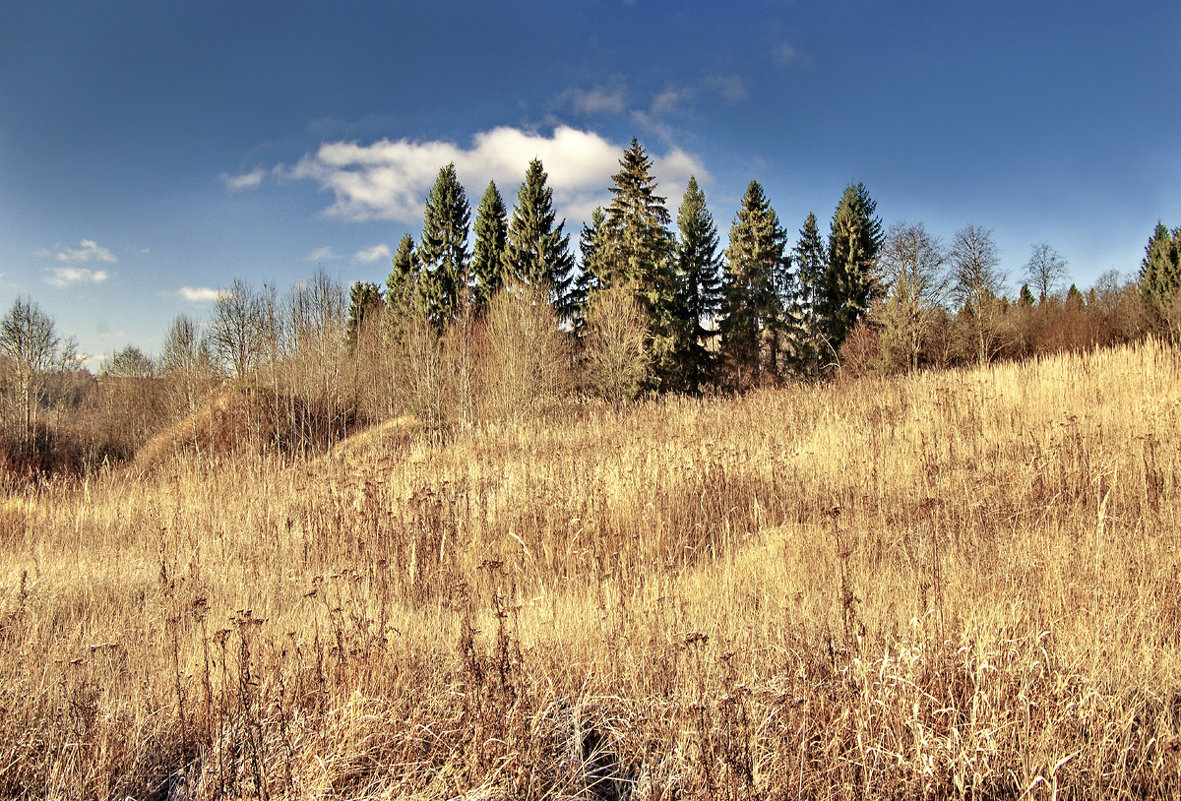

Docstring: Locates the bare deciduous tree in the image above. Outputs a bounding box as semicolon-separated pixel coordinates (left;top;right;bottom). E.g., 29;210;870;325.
949;225;1007;365
1024;242;1069;303
876;221;946;371
0;298;78;443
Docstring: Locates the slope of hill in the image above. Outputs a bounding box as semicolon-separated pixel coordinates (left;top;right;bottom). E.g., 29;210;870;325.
1;340;1179;799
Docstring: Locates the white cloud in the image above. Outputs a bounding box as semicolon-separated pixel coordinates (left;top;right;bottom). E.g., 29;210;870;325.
307;246;343;262
45;267;110;288
286;125;708;228
176;286;225;303
36;239;118;264
354;243;392;263
221;167;267;191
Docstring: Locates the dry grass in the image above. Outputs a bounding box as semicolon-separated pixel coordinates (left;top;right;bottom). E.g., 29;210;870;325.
2;340;1180;799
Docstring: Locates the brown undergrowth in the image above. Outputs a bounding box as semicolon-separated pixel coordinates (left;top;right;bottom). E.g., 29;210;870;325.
1;340;1180;798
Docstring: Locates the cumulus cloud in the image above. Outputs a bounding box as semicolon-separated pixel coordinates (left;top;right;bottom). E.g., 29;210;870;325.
286;125;708;228
307;246;343;262
221;167;267;191
176;286;225;303
45;267;110;288
36;239;118;264
354;244;392;263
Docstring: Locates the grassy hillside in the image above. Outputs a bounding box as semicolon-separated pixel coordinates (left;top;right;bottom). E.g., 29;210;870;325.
2;340;1180;799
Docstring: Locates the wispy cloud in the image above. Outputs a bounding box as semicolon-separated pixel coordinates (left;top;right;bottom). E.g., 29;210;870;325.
773;40;802;65
176;286;225;303
307;246;343;262
706;74;748;102
354;244;392;263
45;267;110;288
285;125;708;227
221;167;267;191
36;239;118;264
559;81;628;116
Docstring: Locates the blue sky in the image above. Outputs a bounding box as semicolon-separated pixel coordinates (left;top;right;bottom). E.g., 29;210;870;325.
2;0;1179;368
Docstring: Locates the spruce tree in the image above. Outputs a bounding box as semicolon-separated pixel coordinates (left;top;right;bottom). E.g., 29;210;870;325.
671;176;723;393
384;234;423;342
346;281;383;353
793;212;827;376
819;182;884;355
720;180;789;387
472;181;508;315
419;163;471;330
598;138;675;384
571;206;607;332
1139;222;1181;330
502;158;576;320
599;139;674;299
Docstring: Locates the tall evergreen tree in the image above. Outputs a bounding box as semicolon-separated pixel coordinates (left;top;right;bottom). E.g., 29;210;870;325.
598;139;674;299
793;212;827;375
1139;221;1181;331
571;206;607;332
720;180;789;387
502;158;576;320
345;281;383;353
472;181;509;315
671;176;723;393
419;163;471;329
597;138;675;383
819;182;884;355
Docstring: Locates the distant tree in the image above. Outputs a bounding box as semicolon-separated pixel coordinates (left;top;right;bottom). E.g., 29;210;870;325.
1018;284;1036;307
502;158;576;319
159;314;214;461
419;163;472;329
670;176;723;393
101;345;155;379
1065;283;1085;313
345;281;384;353
1139;222;1181;334
1024;243;1069;303
876;221;946;371
819;182;884;357
0;298;79;442
949;224;1006;364
472;181;509;315
210;278;266;380
720;180;789;387
793;212;827;376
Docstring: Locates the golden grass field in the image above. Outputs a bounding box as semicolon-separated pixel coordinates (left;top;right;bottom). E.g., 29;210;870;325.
1;340;1180;799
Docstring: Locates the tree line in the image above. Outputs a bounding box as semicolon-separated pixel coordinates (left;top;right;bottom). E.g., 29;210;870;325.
2;138;1180;476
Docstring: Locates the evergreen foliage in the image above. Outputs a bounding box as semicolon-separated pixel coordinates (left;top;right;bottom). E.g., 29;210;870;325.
720;180;789;387
472;181;509;315
670;176;723;393
345;281;383;353
419;163;471;330
502;159;576;320
820;182;884;356
571;207;607;332
1139;222;1181;331
596;139;675;383
793;212;827;376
